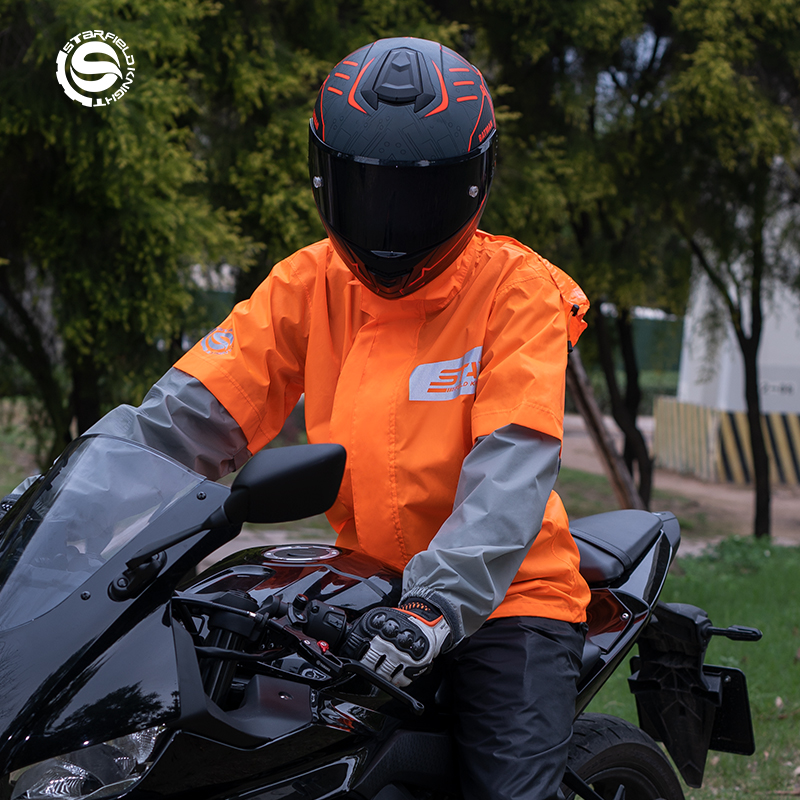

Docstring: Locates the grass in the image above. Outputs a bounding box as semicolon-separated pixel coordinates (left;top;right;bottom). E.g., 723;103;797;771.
243;512;336;541
586;538;800;798
0;401;38;498
245;464;728;545
556;467;737;542
558;468;800;797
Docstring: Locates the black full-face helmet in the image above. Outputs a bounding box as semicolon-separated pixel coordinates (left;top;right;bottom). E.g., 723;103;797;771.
309;37;497;298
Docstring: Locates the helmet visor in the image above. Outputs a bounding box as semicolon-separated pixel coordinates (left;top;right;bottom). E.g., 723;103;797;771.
310;127;494;277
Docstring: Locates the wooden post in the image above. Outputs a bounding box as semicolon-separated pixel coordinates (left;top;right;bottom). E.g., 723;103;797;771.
566;348;646;511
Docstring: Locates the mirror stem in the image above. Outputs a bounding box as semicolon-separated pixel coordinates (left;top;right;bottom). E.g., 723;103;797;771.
124;506;231;570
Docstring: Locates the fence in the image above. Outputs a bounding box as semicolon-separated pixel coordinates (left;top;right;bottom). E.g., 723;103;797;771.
654;396;800;485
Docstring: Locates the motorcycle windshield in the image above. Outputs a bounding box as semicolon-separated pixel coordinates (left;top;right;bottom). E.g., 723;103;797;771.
0;436;204;631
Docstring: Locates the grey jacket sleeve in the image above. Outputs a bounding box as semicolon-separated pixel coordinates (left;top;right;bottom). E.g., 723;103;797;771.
400;423;562;644
86;367;251;480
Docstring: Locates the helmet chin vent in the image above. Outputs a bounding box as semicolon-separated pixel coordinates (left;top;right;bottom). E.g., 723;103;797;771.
374;274;405;288
371;250;407;258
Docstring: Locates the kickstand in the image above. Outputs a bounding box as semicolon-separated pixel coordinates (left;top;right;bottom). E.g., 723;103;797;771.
562;766;626;800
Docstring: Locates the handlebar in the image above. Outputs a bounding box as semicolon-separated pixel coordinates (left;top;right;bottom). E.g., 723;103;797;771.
263;613;425;715
175;591;426;715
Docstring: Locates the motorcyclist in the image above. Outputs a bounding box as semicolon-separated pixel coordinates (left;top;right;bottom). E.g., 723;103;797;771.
3;38;591;800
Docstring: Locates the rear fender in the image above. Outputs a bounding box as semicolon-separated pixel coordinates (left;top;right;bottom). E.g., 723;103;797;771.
628;602;757;788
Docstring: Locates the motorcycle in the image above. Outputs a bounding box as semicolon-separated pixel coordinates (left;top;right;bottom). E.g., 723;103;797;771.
0;434;762;800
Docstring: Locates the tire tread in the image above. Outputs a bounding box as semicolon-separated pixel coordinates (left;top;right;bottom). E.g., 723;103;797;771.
566;713;685;800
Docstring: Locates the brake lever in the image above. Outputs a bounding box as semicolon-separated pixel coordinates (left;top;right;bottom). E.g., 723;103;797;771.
338;658;425;715
264;617;425;715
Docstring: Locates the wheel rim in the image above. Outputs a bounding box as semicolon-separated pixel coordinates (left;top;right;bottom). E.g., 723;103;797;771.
584;764;669;800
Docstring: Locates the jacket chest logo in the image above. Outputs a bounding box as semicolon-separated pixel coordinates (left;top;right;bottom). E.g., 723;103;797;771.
408;346;483;402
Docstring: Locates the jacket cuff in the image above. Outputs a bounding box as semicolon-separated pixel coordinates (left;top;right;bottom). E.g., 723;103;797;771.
399;588;465;649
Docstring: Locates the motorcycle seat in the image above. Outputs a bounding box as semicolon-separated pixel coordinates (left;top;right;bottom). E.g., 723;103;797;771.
570;509;666;586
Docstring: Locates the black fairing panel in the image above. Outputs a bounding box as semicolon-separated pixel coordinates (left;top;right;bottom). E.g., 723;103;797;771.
134;730;363;800
30;609;180;763
0;477;230;774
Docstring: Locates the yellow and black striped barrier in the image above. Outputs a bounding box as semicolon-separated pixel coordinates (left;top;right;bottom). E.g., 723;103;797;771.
654;396;800;485
717;409;800;485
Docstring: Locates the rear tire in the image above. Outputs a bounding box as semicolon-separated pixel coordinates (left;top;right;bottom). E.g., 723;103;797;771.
564;713;685;800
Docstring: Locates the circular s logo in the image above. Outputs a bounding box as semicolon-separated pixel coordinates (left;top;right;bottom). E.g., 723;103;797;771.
70;42;122;93
56;31;135;108
201;327;235;356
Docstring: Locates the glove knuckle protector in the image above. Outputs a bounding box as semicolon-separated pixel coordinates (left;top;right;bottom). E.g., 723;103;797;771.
342;598;450;688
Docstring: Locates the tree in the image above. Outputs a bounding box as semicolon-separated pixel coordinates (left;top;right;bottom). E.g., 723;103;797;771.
443;0;799;534
0;0;250;464
654;0;800;538
449;0;693;507
0;0;455;466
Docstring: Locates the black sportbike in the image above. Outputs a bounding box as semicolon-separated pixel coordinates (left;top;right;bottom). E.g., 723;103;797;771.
0;435;761;800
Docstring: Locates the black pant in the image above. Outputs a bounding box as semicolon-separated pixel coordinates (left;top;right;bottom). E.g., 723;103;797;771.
442;616;585;800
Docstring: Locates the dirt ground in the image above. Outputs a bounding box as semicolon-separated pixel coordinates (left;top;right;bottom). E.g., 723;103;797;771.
561;413;800;554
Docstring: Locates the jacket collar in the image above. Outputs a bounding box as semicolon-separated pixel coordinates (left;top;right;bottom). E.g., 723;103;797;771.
358;237;479;319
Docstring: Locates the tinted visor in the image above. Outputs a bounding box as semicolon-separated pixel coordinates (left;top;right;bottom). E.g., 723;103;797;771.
310;127;494;278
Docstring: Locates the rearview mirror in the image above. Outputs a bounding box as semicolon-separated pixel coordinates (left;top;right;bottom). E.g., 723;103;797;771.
222;443;346;525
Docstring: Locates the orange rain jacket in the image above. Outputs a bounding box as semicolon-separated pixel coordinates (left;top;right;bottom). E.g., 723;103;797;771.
176;231;591;624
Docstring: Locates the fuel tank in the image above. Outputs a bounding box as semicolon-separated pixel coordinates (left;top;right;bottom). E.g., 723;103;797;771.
185;543;402;619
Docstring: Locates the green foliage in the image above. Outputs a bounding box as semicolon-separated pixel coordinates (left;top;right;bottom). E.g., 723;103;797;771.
462;0;799;524
466;0;694;317
0;0;455;462
655;0;800;536
2;0;799;488
667;0;798;168
0;0;254;460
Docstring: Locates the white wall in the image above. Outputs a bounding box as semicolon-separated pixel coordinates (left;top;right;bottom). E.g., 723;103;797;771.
677;277;800;414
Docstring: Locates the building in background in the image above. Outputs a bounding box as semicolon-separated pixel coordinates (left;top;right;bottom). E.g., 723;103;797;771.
655;279;800;484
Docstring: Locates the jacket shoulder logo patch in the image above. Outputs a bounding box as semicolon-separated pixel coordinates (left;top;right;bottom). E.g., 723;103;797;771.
201;326;234;355
409;346;482;402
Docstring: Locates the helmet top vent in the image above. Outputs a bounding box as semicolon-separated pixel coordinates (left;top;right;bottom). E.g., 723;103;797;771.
361;47;436;112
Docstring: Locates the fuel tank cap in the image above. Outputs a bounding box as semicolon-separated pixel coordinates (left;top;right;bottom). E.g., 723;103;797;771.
262;544;341;562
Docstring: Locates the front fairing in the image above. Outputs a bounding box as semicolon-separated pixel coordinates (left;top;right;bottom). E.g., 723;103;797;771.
0;435;230;774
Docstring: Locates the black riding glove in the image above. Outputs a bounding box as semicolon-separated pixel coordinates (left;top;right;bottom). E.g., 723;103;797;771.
342;598;451;687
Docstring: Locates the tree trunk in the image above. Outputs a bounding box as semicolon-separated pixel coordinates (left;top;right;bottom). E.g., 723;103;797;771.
593;306;654;507
616;309;654;506
740;336;771;538
69;356;102;436
677;162;773;539
566;348;646;510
